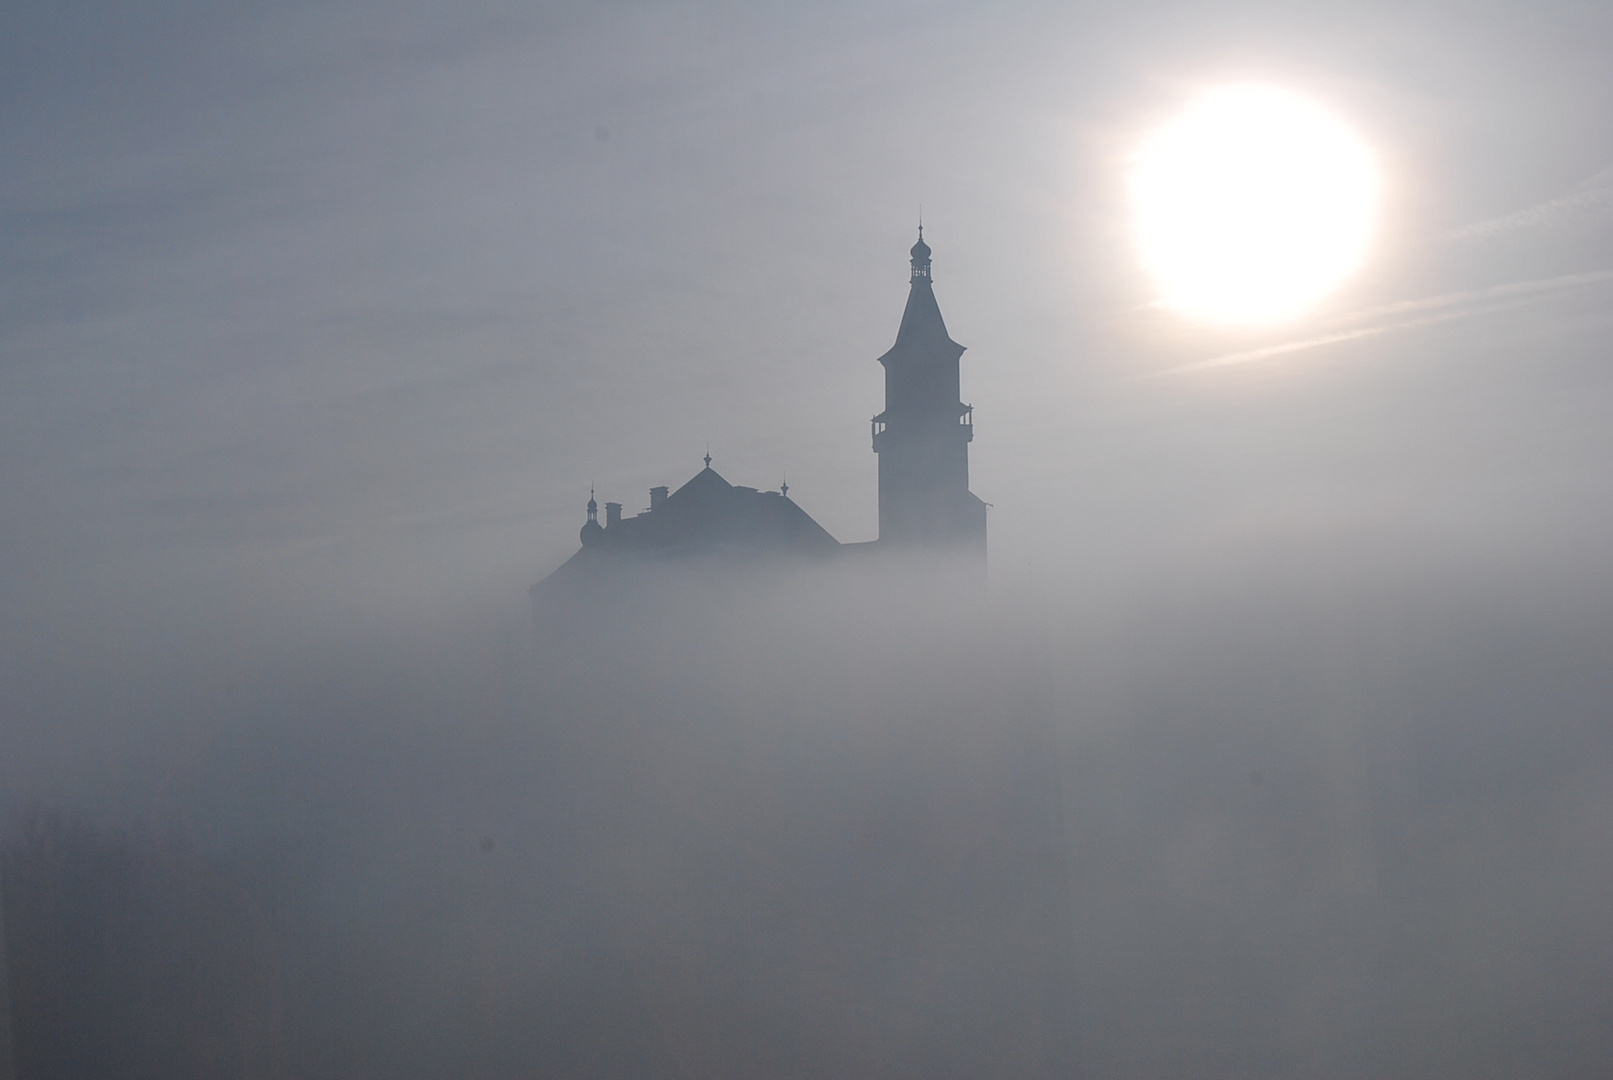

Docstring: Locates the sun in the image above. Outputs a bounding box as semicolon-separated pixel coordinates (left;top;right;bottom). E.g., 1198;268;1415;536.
1130;84;1380;325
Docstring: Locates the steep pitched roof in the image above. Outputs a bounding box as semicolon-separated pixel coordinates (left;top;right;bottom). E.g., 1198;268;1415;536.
877;275;965;369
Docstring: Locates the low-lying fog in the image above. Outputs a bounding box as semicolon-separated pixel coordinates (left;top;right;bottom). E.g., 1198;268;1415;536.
5;1;1613;1076
5;536;1611;1078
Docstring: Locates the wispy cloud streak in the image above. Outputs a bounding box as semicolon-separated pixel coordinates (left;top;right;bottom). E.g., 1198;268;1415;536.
1161;270;1613;376
1319;270;1613;327
1448;167;1613;241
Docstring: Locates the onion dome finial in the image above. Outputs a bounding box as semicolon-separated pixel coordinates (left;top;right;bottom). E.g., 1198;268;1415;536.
909;225;932;281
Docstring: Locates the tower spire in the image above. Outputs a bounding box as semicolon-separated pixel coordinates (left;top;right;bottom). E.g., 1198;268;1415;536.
872;228;986;557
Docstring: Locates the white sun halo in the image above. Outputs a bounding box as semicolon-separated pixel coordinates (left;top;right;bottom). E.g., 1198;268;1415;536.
1131;85;1380;324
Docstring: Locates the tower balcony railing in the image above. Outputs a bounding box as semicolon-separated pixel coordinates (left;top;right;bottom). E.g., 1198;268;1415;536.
871;407;974;451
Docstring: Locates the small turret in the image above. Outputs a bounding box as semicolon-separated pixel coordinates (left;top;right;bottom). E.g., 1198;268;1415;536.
580;488;604;547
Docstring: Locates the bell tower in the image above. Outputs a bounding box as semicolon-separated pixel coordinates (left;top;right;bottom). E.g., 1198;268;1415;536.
871;229;987;557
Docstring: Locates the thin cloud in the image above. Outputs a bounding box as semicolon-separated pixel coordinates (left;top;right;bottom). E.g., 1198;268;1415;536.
1157;309;1481;376
1160;270;1613;376
1448;166;1613;241
1319;270;1613;328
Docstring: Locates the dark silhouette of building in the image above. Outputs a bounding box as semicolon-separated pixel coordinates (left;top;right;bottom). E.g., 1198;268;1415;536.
872;228;988;555
530;230;986;619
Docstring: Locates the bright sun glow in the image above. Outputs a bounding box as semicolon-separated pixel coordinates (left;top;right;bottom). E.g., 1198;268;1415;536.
1131;84;1380;324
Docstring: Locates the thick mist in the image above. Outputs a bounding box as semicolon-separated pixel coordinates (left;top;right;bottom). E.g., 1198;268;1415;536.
7;562;1076;1077
7;541;1613;1077
5;0;1613;1076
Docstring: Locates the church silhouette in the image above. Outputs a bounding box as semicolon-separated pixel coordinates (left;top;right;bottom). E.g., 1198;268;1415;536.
532;230;985;619
520;232;1076;1079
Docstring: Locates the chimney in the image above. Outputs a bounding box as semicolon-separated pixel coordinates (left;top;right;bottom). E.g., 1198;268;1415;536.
649;486;669;511
604;502;622;527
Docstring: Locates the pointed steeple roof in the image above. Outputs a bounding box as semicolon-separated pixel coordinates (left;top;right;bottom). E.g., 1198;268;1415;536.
878;228;964;367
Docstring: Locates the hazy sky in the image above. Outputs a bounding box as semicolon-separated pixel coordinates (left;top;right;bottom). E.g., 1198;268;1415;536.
4;0;1611;643
5;4;1613;1074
